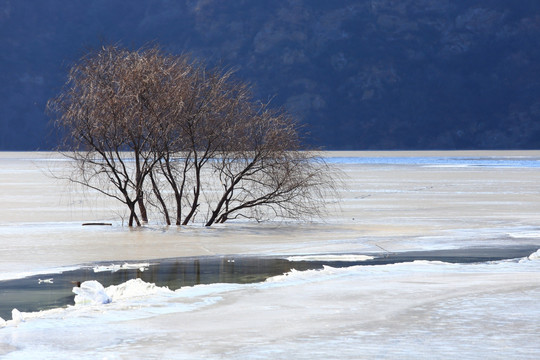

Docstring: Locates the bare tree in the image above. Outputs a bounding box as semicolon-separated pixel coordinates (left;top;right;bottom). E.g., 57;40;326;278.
49;45;337;227
148;62;254;226
48;46;184;226
205;105;334;226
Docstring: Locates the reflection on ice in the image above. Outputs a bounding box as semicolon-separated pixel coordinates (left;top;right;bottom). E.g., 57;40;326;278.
286;255;374;262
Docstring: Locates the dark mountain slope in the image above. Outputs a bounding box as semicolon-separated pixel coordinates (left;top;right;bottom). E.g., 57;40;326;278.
1;0;540;150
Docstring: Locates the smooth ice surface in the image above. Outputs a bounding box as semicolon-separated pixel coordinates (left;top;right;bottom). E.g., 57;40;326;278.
1;151;540;359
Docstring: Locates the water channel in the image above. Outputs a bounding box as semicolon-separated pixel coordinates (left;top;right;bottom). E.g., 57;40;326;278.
1;246;537;320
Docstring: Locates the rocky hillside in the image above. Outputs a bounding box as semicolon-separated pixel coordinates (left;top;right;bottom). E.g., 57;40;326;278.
1;0;540;149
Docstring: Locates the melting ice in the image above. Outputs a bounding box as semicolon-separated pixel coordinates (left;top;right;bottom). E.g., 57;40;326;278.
1;250;539;359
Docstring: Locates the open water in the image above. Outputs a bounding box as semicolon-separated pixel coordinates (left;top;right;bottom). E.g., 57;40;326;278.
1;246;536;320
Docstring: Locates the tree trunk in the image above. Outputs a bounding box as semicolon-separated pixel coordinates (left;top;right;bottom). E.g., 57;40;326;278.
175;158;189;225
150;171;171;225
182;165;200;225
128;201;141;227
205;190;227;226
134;150;149;224
175;193;182;225
137;190;148;224
182;186;199;225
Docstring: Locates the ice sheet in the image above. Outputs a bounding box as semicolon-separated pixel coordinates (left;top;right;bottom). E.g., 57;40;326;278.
1;252;539;359
0;266;83;282
2;151;540;279
2;151;540;358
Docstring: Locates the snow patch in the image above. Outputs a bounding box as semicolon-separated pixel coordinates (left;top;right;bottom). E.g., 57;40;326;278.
265;266;342;285
528;249;540;260
1;309;25;327
73;279;173;306
11;309;24;325
105;278;172;301
93;262;150;273
73;280;111;306
507;231;540;239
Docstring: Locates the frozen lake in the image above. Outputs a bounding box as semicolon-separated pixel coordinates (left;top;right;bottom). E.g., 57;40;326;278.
1;151;540;359
2;247;536;320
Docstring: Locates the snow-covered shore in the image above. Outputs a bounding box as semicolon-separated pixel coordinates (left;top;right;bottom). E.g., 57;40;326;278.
1;151;540;359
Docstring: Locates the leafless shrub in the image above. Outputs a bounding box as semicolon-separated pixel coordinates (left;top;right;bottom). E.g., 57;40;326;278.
48;45;337;227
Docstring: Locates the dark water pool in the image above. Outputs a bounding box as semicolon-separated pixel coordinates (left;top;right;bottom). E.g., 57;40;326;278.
0;246;537;320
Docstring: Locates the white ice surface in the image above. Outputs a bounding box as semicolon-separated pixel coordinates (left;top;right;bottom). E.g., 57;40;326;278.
1;252;539;359
2;152;540;359
93;262;151;273
0;266;83;282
